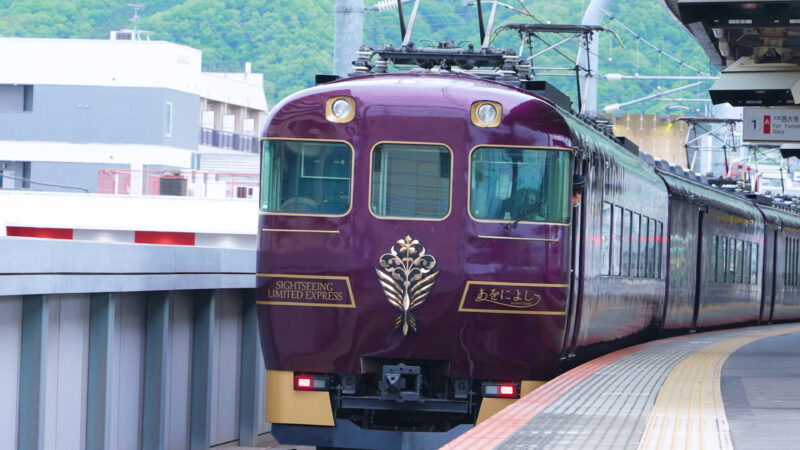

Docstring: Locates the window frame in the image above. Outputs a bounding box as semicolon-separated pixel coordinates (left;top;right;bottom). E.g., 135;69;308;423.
467;145;573;227
710;235;718;283
632;213;641;277
622;209;632;277
639;215;649;278
165;101;173;138
601;202;613;276
612;205;623;276
370;140;454;221
259;137;355;217
743;241;751;285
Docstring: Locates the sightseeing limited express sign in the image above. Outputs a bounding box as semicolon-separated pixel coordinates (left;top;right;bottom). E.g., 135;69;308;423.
257;274;355;308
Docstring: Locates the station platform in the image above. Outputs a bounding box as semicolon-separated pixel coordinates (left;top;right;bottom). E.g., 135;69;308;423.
444;323;800;450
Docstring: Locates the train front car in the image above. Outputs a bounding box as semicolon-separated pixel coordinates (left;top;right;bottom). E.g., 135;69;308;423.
257;73;574;448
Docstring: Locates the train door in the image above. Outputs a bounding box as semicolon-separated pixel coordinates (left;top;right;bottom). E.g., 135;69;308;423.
690;208;705;331
766;227;779;322
561;152;590;362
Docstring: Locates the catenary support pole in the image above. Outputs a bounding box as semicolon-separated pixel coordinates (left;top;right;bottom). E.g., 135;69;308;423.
579;0;614;115
334;0;365;77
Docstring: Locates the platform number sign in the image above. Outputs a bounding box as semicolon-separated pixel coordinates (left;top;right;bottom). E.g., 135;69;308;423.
743;108;800;142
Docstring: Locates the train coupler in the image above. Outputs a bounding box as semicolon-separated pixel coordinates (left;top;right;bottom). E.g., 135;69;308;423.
379;363;422;403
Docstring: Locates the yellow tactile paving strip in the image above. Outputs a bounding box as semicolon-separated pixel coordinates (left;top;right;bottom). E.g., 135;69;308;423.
637;326;800;450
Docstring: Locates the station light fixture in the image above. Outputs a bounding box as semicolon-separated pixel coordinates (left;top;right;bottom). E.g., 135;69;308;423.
471;101;502;128
294;374;329;391
326;96;356;123
481;381;520;398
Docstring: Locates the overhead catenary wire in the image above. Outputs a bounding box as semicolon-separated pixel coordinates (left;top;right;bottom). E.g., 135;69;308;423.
592;3;711;77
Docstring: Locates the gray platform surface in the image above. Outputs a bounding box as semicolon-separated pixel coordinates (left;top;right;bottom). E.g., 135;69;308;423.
722;331;800;450
448;324;800;450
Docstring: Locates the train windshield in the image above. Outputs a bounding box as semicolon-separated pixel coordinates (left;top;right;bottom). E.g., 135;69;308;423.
370;143;452;219
470;147;571;224
260;140;352;215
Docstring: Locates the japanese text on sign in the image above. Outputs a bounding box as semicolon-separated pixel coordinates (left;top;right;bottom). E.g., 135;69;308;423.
743;108;800;142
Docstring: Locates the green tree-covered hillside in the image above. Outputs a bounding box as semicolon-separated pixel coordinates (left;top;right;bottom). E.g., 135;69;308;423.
0;0;715;112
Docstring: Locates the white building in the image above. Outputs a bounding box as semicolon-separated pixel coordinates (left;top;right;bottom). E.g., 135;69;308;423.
0;35;268;194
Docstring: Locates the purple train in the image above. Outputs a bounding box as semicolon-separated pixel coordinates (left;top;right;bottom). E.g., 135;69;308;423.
256;72;800;449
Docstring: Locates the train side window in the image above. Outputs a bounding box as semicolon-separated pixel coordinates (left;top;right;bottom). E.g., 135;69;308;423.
792;238;795;286
789;238;794;287
796;238;799;287
648;216;655;278
612;206;623;276
656;221;663;279
793;238;796;287
720;238;729;283
786;238;795;286
727;238;736;283
792;239;800;286
469;147;571;224
735;240;743;284
792;238;796;286
622;209;632;276
372;143;452;219
601;202;612;276
751;242;759;284
632;213;641;277
260;139;353;215
794;238;798;287
743;242;751;285
710;235;718;283
784;238;789;286
639;216;649;278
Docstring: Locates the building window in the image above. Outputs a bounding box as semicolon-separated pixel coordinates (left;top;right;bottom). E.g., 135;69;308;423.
0;85;33;112
165;102;173;138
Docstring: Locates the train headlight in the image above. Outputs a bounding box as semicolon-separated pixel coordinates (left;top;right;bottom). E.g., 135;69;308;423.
326;96;355;123
471;101;502;128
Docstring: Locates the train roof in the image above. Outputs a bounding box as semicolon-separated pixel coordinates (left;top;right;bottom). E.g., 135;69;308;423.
758;204;800;230
656;167;762;220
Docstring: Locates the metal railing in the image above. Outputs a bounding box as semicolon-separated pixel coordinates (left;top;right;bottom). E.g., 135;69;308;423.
199;128;259;153
97;169;259;199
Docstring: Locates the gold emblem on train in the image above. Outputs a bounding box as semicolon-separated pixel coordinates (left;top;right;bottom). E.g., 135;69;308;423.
375;235;440;336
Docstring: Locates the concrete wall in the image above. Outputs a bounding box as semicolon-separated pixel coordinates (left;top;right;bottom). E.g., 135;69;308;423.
0;190;258;247
0;238;268;449
607;114;690;167
0;85;199;150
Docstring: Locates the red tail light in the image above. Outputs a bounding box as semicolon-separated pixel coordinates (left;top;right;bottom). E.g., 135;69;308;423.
482;382;520;398
294;374;329;391
296;377;312;389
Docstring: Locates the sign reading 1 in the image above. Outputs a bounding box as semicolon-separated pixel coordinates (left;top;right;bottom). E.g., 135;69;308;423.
743;108;800;142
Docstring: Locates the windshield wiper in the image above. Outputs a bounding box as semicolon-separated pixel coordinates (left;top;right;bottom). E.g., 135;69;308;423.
504;208;532;230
